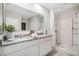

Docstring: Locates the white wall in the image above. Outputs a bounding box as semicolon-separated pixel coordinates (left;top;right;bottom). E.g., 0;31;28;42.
26;19;31;30
55;14;61;44
50;10;55;35
49;10;56;47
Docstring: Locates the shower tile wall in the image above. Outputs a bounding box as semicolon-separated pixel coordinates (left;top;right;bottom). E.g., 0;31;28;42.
72;13;78;48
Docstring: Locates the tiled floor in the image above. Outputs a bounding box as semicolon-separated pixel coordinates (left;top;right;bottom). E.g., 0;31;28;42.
46;49;57;56
47;47;74;56
54;50;74;56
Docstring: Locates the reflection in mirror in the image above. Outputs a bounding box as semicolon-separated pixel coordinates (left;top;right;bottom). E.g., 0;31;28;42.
6;4;44;30
4;3;44;40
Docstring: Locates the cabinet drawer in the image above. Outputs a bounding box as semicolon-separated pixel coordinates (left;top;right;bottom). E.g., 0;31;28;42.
40;36;52;43
6;48;27;56
2;40;39;55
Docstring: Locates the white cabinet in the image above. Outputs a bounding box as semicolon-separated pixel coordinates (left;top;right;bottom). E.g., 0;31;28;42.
6;45;40;56
40;37;52;56
0;36;52;56
6;48;27;56
40;42;50;56
27;45;40;56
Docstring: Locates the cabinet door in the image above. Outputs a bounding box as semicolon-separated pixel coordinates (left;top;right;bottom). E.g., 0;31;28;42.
26;45;39;56
6;48;27;56
40;40;52;56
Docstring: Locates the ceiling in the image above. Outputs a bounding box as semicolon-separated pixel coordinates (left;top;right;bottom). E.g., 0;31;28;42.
40;3;79;12
0;3;43;19
0;3;79;16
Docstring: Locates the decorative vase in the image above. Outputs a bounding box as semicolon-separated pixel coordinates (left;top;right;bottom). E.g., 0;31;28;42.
5;31;13;41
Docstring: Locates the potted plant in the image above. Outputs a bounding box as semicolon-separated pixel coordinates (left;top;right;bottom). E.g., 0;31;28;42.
5;25;15;32
5;25;15;40
0;24;15;41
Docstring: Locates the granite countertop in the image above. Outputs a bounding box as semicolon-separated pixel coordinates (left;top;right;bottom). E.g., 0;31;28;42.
1;34;52;46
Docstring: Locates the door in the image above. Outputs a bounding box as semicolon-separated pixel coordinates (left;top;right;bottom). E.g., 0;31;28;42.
61;18;72;48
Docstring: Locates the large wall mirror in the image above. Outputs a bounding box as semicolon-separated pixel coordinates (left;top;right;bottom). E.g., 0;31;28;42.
0;3;44;41
5;3;44;31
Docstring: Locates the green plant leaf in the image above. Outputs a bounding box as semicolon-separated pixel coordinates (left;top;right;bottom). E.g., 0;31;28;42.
0;24;15;32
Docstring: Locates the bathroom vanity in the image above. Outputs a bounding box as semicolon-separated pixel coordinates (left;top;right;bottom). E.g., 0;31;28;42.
0;35;53;56
0;3;53;56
